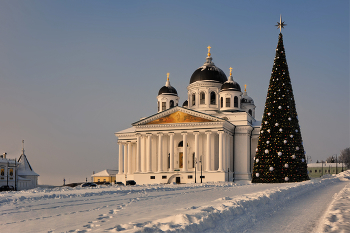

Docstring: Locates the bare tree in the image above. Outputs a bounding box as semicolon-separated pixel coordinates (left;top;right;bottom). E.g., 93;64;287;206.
339;147;350;169
326;155;335;163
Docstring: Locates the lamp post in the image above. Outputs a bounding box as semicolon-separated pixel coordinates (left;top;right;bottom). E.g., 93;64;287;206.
336;154;338;174
200;156;203;183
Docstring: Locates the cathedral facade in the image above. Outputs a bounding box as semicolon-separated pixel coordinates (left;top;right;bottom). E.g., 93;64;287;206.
115;48;261;184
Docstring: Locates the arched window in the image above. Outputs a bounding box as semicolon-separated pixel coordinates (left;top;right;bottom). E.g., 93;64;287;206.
248;109;252;116
170;100;174;108
210;92;216;105
200;92;205;104
220;97;223;108
234;96;238;108
162;102;166;111
178;141;188;147
158;101;160;112
192;93;196;106
226;98;230;107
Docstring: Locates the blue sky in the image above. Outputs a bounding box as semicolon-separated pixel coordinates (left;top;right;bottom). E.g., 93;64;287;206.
0;1;348;185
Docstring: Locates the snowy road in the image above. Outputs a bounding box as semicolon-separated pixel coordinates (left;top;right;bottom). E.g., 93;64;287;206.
0;172;349;233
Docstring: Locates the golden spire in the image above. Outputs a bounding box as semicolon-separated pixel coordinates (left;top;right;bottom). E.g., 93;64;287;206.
244;84;247;92
229;67;232;76
207;46;211;57
167;72;170;81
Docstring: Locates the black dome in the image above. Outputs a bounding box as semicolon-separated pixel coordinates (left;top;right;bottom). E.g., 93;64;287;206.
221;82;241;92
182;100;188;107
190;65;227;84
158;86;178;96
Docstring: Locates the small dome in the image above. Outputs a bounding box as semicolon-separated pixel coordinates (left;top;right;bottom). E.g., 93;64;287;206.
190;57;227;84
158;86;178;95
241;92;254;104
158;74;178;96
221;81;241;92
182;100;188;107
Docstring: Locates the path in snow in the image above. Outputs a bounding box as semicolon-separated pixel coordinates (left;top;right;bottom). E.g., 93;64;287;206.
238;179;347;233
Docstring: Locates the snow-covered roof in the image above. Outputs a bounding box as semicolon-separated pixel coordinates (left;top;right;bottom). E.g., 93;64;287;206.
307;163;343;168
92;169;118;177
17;153;39;176
115;127;135;134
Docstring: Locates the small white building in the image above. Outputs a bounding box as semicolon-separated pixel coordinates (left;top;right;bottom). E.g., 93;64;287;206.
115;49;261;185
0;143;39;190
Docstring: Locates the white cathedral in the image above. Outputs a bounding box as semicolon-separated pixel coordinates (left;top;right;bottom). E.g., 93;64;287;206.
115;47;261;184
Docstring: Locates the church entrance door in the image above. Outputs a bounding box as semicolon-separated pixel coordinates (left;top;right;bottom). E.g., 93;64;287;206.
176;177;181;184
179;152;183;168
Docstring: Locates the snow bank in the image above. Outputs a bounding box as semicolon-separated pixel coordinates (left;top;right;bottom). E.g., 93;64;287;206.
109;174;349;233
317;171;350;233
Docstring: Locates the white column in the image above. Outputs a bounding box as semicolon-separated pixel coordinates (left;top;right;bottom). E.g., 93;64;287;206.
182;132;188;172
128;142;132;174
142;135;146;172
158;133;163;172
146;134;152;172
218;131;224;171
194;132;200;170
169;132;174;172
205;131;212;171
118;142;123;174
136;134;141;173
123;143;128;174
223;132;227;171
226;133;230;172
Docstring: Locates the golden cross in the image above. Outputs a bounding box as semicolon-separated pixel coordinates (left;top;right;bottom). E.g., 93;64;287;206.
244;84;247;92
229;67;232;76
167;73;170;81
207;46;211;57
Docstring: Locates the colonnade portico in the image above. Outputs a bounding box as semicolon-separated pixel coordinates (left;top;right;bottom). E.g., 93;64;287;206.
117;129;234;178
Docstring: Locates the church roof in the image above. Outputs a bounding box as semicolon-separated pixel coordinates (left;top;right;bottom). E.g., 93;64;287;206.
17;153;39;176
131;106;232;126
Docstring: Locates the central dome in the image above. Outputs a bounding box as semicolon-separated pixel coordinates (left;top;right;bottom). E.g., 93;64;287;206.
190;57;227;84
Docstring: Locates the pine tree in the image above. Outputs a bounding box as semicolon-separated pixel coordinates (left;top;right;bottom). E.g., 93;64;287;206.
252;33;309;183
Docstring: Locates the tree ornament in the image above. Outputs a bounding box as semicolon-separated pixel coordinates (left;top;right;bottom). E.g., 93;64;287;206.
292;155;296;159
278;152;282;156
269;167;274;171
285;177;289;181
290;135;293;138
256;159;259;163
256;173;260;177
284;164;289;168
267;129;271;133
268;113;271;116
296;146;299;150
284;140;287;144
278;106;282;109
275;123;279;126
265;121;268;124
265;149;269;154
266;141;270;144
256;148;258;152
302;158;305;162
288;117;291;121
279;128;283;132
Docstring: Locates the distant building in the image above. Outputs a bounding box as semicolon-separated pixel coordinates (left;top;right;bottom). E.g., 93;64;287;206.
92;169;118;183
307;162;345;178
0;143;39;190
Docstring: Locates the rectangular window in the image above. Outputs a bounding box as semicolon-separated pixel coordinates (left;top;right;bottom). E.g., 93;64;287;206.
226;98;230;107
98;179;100;182
188;175;193;179
319;170;321;172
162;102;166;111
309;170;312;173
162;176;167;179
315;170;317;173
150;176;155;179
0;168;4;176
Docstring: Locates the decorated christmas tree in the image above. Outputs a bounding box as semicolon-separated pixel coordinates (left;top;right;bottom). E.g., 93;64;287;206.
252;17;309;183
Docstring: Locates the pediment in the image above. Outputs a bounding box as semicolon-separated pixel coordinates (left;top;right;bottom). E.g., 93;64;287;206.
133;107;222;126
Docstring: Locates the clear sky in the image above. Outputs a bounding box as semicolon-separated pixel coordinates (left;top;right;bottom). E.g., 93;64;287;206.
0;1;348;186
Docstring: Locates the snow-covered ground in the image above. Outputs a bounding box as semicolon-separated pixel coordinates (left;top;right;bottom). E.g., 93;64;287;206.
1;171;349;233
